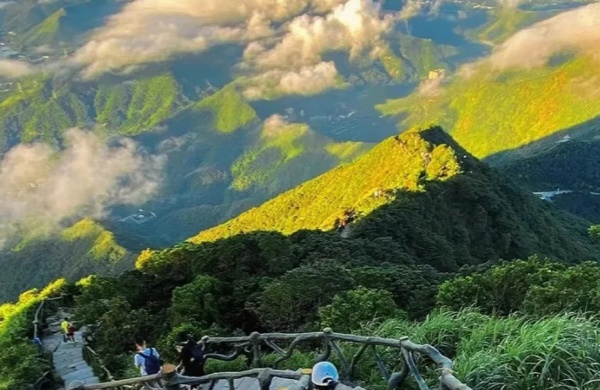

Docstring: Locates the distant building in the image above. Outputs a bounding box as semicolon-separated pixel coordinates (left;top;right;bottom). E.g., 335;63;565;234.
119;209;157;224
428;69;445;80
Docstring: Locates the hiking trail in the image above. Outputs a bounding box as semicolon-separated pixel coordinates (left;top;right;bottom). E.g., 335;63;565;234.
42;309;99;389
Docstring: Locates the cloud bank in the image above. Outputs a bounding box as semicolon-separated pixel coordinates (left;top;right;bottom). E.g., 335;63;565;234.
70;0;350;79
488;2;600;70
68;0;395;97
0;129;164;247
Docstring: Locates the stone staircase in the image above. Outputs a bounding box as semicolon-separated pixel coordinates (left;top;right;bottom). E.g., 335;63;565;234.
42;310;100;389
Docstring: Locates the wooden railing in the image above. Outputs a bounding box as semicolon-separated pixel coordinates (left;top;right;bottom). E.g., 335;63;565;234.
32;295;65;390
67;328;472;390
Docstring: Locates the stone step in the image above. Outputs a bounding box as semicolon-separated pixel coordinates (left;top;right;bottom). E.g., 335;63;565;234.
65;376;100;389
62;367;95;382
56;361;88;376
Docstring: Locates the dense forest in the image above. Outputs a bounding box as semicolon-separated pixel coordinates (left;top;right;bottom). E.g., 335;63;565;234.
0;219;135;302
502;139;600;192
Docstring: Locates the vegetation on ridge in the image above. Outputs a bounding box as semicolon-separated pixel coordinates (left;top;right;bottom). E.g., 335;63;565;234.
194;85;258;134
0;279;65;390
377;56;600;159
191;127;465;243
0;219;134;302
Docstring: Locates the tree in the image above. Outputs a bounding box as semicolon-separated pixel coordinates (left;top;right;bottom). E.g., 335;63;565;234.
523;261;600;315
256;261;355;331
436;256;564;315
170;275;222;327
589;225;600;241
319;287;405;332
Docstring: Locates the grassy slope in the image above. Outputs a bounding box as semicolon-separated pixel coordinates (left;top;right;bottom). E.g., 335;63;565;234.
194;85;258;133
19;7;66;47
190;126;599;270
94;73;181;135
474;7;539;45
377;55;600;159
374;310;600;390
231;122;369;192
0;72;182;149
61;218;127;261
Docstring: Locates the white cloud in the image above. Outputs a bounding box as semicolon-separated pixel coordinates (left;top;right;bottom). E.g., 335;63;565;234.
0;59;36;78
243;61;339;99
0;129;164;246
488;2;600;70
239;0;393;98
69;0;355;79
68;0;395;93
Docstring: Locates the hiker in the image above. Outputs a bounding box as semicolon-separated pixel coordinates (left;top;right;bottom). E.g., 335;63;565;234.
175;332;205;388
311;362;339;390
32;337;43;355
134;337;162;376
61;318;75;343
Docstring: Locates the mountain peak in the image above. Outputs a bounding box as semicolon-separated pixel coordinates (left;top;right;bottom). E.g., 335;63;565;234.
189;126;468;244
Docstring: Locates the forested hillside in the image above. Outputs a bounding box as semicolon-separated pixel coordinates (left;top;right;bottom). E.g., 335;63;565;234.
502;139;600;192
191;127;599;269
0;219;134;302
377;55;600;159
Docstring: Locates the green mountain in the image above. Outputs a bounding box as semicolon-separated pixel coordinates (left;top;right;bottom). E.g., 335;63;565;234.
502;139;600;192
377;55;600;160
3;126;600;390
2;0;122;50
190;127;599;269
0;219;134;302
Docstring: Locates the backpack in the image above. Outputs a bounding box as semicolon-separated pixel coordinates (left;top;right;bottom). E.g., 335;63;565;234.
67;325;76;334
138;349;162;375
190;344;205;365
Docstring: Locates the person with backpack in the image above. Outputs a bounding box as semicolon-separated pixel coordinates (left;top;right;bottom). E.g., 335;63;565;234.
134;337;163;376
175;332;205;389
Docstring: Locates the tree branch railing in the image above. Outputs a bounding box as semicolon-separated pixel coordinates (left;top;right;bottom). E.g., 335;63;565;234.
68;328;472;390
32;295;67;390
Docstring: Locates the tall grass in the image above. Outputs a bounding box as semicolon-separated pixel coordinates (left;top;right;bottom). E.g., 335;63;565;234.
362;310;600;390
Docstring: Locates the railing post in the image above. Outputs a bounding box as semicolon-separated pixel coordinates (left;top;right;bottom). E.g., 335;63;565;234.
257;368;273;390
250;332;262;368
315;328;332;363
161;364;182;390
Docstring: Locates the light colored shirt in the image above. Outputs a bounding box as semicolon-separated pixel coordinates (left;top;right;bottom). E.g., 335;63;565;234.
60;320;69;334
134;347;159;376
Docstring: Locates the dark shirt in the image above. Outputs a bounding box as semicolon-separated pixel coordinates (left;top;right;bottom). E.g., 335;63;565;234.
180;340;205;377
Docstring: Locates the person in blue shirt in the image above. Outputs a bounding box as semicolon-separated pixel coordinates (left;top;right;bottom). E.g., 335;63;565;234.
134;337;162;376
